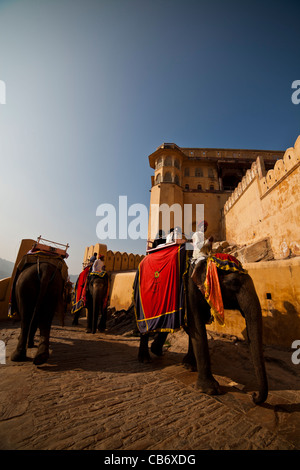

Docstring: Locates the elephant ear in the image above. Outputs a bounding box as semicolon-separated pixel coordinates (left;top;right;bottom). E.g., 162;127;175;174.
221;272;243;292
191;259;207;290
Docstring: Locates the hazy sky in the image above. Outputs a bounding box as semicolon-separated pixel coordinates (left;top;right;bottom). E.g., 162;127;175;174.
0;0;299;274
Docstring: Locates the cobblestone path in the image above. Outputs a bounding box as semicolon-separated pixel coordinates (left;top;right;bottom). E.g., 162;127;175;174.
1;316;300;451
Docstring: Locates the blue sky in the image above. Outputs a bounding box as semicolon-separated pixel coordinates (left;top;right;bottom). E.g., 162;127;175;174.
0;0;299;274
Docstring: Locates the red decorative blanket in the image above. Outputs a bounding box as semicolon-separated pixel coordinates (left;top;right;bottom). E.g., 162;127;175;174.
133;244;187;334
204;253;247;325
72;266;90;313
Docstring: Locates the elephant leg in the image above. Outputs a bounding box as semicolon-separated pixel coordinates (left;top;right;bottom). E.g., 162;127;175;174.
138;334;151;363
86;306;92;333
33;314;53;365
72;309;82;326
34;334;50;365
151;332;168;356
98;306;107;332
27;315;39;348
92;307;98;334
190;327;221;395
182;336;197;371
188;292;221;395
11;315;29;362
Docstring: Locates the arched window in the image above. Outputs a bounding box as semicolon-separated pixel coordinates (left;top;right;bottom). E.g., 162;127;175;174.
155;173;161;184
164;172;172;182
174;159;180;169
195;168;203;177
174;174;180;185
164;156;172;167
197;184;202;190
209;184;214;190
185;184;189;190
156;157;163;169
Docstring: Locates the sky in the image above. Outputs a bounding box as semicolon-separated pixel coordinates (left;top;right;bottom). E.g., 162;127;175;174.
0;0;299;275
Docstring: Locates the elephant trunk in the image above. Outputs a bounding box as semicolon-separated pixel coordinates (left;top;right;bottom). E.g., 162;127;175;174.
92;286;101;334
238;278;268;405
248;319;268;405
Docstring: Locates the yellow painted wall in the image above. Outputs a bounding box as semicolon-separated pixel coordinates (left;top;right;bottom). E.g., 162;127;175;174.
128;253;135;270
83;244;144;273
109;271;136;311
121;252;129;270
113;251;122;271
105;250;114;272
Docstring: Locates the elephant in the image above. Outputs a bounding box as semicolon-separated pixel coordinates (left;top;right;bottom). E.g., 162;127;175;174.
10;260;66;365
72;272;109;334
138;255;268;405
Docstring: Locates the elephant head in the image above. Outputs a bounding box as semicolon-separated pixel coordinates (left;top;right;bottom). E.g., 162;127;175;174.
86;272;109;333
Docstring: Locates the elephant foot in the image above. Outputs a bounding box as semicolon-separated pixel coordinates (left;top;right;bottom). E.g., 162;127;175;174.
182;353;197;371
72;319;78;326
33;351;49;365
11;349;27;362
33;341;50;365
195;376;221;396
150;342;164;357
138;350;152;363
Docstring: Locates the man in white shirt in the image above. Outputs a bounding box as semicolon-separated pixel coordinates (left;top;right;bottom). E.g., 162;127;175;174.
192;220;213;262
92;255;105;272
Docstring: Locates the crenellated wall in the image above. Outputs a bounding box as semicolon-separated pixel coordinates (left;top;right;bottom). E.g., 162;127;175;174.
224;136;300;259
83;244;144;272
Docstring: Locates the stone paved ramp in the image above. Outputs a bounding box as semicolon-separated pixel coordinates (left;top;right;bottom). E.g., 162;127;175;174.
0;316;300;451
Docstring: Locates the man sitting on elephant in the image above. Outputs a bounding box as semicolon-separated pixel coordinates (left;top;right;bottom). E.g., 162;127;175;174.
92;254;105;273
191;220;214;262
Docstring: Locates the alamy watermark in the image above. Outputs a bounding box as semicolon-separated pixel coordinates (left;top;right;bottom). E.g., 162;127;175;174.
291;340;300;365
291;80;300;105
0;80;6;104
96;196;204;248
0;340;6;364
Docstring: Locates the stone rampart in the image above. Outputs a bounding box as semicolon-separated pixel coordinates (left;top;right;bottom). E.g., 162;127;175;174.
224;135;300;259
83;244;144;272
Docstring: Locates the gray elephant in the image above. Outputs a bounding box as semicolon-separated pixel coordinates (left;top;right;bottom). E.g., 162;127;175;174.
137;254;268;405
72;271;109;334
10;257;67;365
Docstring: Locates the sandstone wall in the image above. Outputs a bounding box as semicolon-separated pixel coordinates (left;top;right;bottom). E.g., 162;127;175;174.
224;136;300;259
83;244;144;272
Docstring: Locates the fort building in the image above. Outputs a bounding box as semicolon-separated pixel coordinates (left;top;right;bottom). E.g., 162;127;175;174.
148;143;284;243
147;137;300;347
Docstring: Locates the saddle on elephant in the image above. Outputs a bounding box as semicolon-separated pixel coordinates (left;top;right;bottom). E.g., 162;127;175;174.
202;253;247;326
8;249;69;318
133;243;188;334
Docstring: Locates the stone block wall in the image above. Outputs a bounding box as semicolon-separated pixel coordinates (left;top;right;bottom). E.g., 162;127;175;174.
83;244;144;272
224;136;300;260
